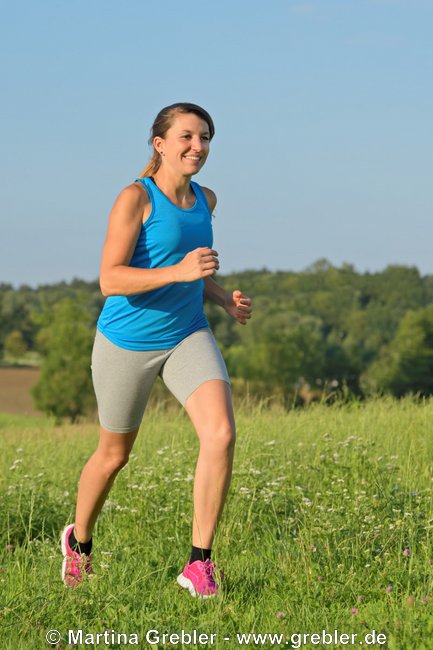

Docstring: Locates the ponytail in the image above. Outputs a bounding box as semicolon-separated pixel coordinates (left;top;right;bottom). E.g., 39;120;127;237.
138;150;161;178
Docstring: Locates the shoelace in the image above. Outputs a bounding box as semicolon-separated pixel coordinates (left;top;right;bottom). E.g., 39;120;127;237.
203;560;216;580
67;553;92;570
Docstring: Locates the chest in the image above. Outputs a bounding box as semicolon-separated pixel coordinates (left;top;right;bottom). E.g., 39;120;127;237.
136;209;213;263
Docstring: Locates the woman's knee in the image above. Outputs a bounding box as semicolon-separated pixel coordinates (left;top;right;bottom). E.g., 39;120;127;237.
97;450;130;478
201;420;236;453
95;427;138;477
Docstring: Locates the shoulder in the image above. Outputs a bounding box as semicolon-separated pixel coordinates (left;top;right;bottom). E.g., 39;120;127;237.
199;186;217;214
108;181;151;225
112;182;149;206
115;181;150;213
124;180;151;206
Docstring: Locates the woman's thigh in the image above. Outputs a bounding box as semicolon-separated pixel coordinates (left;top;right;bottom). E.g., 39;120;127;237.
184;379;235;447
91;330;167;433
160;328;231;409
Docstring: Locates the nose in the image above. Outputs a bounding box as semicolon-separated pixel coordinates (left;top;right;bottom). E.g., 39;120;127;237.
191;136;204;152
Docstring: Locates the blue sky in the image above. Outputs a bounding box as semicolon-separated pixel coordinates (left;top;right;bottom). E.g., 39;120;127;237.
1;0;432;287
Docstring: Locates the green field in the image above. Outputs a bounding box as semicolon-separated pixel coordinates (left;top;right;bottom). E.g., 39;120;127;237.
1;399;433;649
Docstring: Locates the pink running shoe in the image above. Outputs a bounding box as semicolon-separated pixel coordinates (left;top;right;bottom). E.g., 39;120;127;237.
61;524;93;587
177;559;220;598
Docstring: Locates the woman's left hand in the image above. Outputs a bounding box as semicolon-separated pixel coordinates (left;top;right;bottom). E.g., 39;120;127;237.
224;290;252;325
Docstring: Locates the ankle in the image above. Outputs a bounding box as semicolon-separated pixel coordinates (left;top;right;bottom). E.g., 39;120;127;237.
190;545;212;564
69;527;93;555
73;525;92;544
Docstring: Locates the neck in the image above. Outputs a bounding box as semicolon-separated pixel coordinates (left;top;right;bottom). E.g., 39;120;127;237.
152;168;193;205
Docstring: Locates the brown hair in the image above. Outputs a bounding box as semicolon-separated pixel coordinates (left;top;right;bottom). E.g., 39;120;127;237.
138;102;215;178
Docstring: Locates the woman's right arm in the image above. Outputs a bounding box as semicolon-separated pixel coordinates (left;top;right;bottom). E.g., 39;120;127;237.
99;184;219;297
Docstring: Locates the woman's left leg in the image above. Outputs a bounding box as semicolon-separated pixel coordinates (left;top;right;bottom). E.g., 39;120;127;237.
184;379;236;550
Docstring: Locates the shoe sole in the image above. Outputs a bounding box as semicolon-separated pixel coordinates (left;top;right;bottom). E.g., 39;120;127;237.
61;524;75;584
176;573;217;598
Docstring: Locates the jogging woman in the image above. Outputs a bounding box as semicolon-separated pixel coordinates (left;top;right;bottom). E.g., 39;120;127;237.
61;102;252;597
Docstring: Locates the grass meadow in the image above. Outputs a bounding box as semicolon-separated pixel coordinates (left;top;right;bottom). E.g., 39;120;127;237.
1;398;433;649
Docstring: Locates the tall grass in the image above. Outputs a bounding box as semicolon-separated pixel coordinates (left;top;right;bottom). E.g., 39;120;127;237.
1;398;433;649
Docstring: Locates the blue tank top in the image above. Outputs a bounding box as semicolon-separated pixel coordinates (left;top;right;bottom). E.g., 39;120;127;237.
97;177;213;350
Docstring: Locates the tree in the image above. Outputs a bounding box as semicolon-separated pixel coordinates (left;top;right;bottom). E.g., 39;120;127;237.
4;330;27;360
32;298;95;422
226;310;327;396
361;306;433;396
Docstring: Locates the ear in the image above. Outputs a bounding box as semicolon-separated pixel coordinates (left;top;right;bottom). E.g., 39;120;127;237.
153;136;164;153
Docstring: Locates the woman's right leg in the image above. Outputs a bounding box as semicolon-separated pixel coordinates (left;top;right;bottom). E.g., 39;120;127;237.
62;332;165;585
82;330;164;542
73;426;139;543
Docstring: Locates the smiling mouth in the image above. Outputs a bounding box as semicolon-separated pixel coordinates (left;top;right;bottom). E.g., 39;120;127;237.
183;156;201;162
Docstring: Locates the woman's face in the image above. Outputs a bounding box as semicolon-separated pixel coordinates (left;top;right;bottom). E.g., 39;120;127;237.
155;112;211;177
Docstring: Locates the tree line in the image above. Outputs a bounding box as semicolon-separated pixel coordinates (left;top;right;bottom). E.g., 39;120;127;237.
2;260;433;419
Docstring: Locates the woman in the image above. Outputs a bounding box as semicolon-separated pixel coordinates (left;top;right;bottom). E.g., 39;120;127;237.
61;102;252;597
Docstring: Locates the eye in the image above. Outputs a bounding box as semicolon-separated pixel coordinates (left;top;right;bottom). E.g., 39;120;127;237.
201;135;210;142
181;134;192;139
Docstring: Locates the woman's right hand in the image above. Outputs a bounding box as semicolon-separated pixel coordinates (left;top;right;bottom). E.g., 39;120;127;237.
175;247;219;282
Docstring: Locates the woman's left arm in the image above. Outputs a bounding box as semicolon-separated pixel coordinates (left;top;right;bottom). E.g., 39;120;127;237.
203;276;228;307
203;277;252;325
201;186;252;325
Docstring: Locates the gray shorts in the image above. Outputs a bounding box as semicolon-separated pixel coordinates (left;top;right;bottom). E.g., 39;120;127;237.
91;328;230;433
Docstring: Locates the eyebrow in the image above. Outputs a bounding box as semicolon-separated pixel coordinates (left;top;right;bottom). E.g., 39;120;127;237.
179;129;210;136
